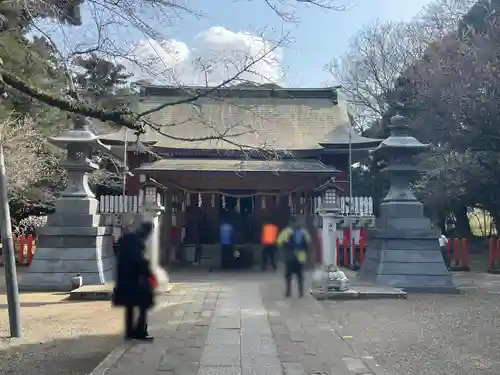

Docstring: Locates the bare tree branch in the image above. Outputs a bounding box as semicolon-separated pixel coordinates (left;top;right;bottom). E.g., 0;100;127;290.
137;38;285;119
263;0;347;21
0;0;340;158
329;0;474;129
0;115;60;196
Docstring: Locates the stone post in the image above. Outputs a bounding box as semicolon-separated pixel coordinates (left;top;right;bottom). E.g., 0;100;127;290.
142;187;168;286
321;212;338;266
20;116;114;291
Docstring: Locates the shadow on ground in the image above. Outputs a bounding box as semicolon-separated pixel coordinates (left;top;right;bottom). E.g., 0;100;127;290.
0;334;121;375
0;285;202;375
0;297;79;309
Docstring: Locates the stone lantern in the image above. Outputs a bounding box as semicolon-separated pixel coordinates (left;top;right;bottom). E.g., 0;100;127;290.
357;112;457;293
20;116;115;291
316;179;341;265
311;178;350;298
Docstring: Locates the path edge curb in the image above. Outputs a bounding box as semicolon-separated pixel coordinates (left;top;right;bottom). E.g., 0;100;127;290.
87;342;132;375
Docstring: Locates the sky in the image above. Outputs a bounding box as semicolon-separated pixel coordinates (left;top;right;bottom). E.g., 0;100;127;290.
175;0;435;87
44;0;436;88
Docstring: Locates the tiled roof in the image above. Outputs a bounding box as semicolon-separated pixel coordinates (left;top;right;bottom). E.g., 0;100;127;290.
137;158;338;173
99;86;380;151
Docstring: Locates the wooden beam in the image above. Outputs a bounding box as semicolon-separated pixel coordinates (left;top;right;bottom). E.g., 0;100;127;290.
145;170;329;192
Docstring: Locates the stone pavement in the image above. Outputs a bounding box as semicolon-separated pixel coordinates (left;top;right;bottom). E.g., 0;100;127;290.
92;272;385;375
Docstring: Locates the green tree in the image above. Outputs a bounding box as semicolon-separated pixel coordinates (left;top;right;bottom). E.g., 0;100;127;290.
331;0;500;237
74;54;132;109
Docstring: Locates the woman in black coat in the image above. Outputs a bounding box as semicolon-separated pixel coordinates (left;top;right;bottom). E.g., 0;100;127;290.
113;222;155;341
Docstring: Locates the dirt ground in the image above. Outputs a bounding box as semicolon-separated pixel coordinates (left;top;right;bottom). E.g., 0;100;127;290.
0;267;122;375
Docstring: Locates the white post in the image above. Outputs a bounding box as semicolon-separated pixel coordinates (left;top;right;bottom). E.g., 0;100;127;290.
311;206;350;298
321;213;337;266
142;194;168;286
348;106;354;266
123;130;128;203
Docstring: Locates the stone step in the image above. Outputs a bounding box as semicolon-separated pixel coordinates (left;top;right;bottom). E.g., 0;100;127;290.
311;285;408;300
69;283;174;300
69;283;114;300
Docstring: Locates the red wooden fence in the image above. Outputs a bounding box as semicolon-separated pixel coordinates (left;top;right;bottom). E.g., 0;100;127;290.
488;237;500;274
446;238;470;271
331;236;470;271
0;234;36;266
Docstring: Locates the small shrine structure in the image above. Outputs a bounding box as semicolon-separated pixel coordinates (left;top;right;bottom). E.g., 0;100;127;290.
99;85;381;268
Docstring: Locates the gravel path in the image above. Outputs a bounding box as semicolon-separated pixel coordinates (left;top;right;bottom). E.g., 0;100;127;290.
0;268;122;375
318;272;500;375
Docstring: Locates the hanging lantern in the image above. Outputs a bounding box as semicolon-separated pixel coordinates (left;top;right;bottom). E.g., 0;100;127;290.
288;195;292;207
186;192;191;206
198;193;202;207
211;193;215;207
236;198;240;213
222;195;226;209
261;196;266;209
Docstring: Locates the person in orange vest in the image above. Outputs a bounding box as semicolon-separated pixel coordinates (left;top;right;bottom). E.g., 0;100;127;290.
261;217;279;271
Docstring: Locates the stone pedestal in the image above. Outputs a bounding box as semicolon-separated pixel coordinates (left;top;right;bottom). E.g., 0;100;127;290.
20;116;115;291
20;191;114;291
357;112;457;293
142;198;169;286
357;200;457;293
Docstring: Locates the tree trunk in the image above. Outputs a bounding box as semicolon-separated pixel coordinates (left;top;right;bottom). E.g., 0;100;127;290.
453;205;472;238
437;213;447;235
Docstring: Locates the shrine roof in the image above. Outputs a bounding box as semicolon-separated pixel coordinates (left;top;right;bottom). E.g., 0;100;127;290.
136;158;338;174
99;85;381;152
319;115;382;148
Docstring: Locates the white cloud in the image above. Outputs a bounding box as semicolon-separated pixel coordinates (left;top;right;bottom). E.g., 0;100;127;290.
120;26;283;86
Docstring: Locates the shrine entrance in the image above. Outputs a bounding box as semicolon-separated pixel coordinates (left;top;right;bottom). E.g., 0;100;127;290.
137;159;336;269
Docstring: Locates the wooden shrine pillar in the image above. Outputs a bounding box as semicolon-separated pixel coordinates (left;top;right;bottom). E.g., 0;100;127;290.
214;193;221;235
160;191;172;266
255;195;266;221
201;193;217;243
303;190;318;269
276;195;289;228
175;190;185;259
292;192;300;217
297;191;304;217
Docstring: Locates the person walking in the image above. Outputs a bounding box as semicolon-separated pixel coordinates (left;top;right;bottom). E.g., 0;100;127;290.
112;222;156;341
261;218;278;271
276;217;311;298
439;233;450;270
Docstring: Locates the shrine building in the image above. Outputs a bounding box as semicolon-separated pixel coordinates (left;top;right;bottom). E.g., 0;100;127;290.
98;84;380;268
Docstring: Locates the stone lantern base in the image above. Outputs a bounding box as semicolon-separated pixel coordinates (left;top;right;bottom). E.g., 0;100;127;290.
311;264;350;298
358;203;458;293
19;197;114;291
